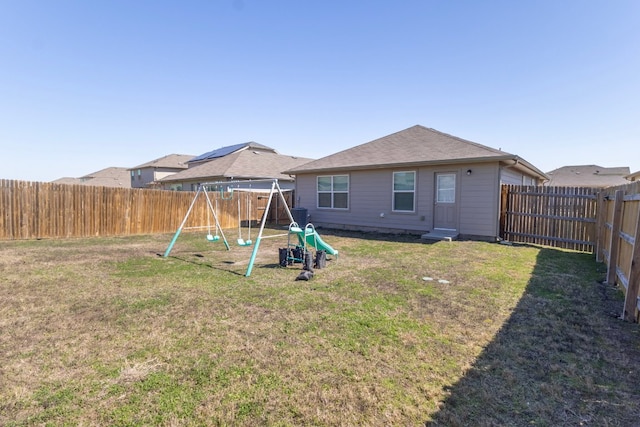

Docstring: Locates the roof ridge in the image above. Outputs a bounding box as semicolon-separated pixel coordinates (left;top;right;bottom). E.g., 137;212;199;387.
416;125;511;156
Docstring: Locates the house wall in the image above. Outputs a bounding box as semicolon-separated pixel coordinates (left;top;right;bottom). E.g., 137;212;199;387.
295;162;503;239
500;166;538;185
130;168;155;188
130;168;186;188
458;163;501;238
154;169;182;182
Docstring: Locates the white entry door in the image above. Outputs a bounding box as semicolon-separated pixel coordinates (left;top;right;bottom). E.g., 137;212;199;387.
434;173;457;230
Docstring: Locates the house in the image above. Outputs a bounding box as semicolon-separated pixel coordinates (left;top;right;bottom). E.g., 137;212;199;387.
545;165;631;187
625;170;640;182
284;125;548;241
129;154;194;188
52;167;131;188
186;141;273;167
159;142;313;191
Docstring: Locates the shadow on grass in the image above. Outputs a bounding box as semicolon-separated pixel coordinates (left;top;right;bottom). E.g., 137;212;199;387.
161;254;247;276
427;247;640;426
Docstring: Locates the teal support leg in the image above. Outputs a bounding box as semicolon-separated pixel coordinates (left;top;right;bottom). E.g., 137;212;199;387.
164;228;183;257
245;237;262;277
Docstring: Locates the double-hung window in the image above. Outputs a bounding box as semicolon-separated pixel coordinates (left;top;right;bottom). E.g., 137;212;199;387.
393;171;415;211
317;175;349;209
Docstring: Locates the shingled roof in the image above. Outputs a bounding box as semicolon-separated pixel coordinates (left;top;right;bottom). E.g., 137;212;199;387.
285;125;545;177
131;154;194;170
52;167;131;188
188;142;275;164
545;165;631;187
160;150;313;183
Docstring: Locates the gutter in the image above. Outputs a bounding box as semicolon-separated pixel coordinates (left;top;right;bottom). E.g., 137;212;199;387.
286;155;549;181
501;156;549;181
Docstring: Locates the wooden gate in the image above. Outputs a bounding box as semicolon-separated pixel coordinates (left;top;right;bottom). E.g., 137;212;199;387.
500;185;599;252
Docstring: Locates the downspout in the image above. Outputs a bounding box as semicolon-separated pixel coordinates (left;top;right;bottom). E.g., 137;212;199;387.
503;158;520;170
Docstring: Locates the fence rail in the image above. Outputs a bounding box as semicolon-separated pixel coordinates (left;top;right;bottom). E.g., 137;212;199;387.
0;180;292;240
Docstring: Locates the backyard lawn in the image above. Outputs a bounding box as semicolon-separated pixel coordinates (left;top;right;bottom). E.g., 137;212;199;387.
1;228;639;426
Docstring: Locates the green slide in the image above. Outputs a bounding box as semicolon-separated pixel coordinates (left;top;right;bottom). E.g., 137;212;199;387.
290;225;338;257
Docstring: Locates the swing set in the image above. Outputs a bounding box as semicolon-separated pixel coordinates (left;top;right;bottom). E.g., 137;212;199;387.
163;179;297;276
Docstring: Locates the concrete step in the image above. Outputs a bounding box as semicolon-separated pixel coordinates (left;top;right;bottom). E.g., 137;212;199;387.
421;230;459;242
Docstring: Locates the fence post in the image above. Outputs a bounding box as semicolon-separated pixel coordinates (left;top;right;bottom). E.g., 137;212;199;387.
595;191;606;262
605;190;624;286
499;185;508;239
622;202;640;322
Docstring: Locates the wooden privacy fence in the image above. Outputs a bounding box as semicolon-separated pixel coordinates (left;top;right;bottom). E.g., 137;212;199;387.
596;181;640;322
501;182;640;322
0;180;293;240
500;185;599;252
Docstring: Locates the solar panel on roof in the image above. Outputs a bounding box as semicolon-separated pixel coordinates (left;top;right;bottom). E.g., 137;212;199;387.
189;142;247;162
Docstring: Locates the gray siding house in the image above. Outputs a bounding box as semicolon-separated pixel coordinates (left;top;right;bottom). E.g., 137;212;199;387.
285;125;548;241
129;154;194;188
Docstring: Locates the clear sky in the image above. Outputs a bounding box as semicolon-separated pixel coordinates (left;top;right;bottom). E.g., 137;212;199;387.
1;0;639;182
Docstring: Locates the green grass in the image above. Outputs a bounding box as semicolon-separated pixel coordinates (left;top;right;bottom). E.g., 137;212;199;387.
1;230;638;426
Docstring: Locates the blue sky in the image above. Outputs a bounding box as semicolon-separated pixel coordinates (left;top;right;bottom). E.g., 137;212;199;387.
1;0;639;182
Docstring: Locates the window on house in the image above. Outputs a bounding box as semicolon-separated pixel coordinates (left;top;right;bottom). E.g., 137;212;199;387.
137;169;141;180
522;175;535;185
130;170;135;180
317;175;349;209
393;171;415;211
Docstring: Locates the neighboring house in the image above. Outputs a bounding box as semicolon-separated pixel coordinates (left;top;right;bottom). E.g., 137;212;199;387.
159;142;313;191
284;125;548;241
624;170;640;182
186;141;273;167
545;165;631;187
129;154;194;189
52;167;131;188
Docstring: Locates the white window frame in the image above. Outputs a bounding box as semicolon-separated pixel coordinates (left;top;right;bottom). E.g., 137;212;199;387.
522;175;535;186
392;171;416;212
317;175;349;210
